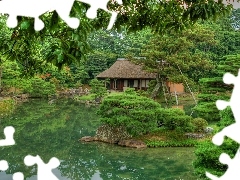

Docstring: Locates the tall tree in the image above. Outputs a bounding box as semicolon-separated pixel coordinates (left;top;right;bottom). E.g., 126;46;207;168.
199;8;240;63
134;23;216;101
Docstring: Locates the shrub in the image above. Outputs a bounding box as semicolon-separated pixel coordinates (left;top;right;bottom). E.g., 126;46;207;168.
191;118;208;132
145;139;197;147
136;90;148;97
89;79;107;99
156;108;193;132
124;88;136;95
97;92;161;136
193;138;238;179
22;77;56;98
193;107;238;179
0;99;16;117
98;91;194;136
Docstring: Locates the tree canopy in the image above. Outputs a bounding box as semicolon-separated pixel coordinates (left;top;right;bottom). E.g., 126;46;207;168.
0;0;235;73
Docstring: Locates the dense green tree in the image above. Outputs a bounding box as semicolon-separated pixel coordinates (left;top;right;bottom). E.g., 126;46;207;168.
97;90;162;136
132;23;215;101
199;9;240;63
194;54;240;122
69;63;90;85
89;79;107;100
87;29;124;57
97;89;193;136
85;51;116;79
121;28;153;57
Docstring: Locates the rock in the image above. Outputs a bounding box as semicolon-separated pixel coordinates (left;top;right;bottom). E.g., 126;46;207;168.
204;127;214;134
21;93;29;100
95;124;132;144
185;133;205;139
79;136;97;142
94;97;101;103
80;125;147;148
118;139;147;148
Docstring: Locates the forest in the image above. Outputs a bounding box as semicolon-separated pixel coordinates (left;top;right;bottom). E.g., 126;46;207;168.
0;1;240;179
1;9;240;97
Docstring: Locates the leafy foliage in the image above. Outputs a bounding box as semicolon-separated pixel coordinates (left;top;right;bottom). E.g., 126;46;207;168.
0;99;16;117
97;91;161;136
27;77;56;98
85;51;115;79
0;0;234;75
194;54;240;122
156;108;193;132
191;118;208;133
89;79;107;99
98;90;193;136
193;107;238;179
124;23;215;102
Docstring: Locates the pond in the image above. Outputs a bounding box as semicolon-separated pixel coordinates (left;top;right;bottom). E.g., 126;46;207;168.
0;99;200;180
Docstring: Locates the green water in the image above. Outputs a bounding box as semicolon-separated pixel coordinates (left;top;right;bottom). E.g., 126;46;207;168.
0;99;199;180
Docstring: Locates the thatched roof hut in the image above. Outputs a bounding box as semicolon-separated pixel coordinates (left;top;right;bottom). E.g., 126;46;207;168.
96;58;184;93
96;59;157;79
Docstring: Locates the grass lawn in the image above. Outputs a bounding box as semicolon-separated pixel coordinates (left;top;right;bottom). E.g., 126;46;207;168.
76;91;125;101
77;94;96;101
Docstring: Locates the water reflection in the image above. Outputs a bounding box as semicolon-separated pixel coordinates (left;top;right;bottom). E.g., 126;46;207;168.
0;99;199;180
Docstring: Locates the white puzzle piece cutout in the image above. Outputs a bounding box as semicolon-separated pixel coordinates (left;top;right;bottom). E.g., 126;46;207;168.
212;71;240;145
0;126;15;146
0;0;79;31
0;127;15;176
24;155;60;180
206;148;240;180
206;69;240;179
13;172;24;180
78;0;123;30
0;160;8;171
0;0;122;31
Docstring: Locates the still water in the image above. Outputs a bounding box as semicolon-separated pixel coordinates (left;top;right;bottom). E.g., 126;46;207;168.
0;99;199;180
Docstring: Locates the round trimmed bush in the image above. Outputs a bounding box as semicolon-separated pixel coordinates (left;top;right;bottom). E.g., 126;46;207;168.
97;91;161;136
191;118;208;133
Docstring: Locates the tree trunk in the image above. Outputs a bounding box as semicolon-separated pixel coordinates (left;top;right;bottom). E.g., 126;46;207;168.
151;75;161;99
161;78;168;106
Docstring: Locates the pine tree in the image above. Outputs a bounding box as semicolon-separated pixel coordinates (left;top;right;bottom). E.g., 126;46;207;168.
194;54;240;122
136;24;215;102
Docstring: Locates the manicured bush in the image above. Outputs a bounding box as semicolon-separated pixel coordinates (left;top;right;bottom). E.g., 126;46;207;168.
156;108;193;132
191;118;208;132
98;90;194;136
97;91;161;136
124;88;136;95
136;90;148;97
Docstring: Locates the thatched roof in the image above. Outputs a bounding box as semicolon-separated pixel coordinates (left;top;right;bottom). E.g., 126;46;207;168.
96;59;157;79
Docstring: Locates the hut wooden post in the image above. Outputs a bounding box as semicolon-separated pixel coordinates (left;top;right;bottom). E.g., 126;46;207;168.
114;79;117;90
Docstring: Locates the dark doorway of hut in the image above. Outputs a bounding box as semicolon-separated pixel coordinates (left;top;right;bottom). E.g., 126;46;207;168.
128;80;134;88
